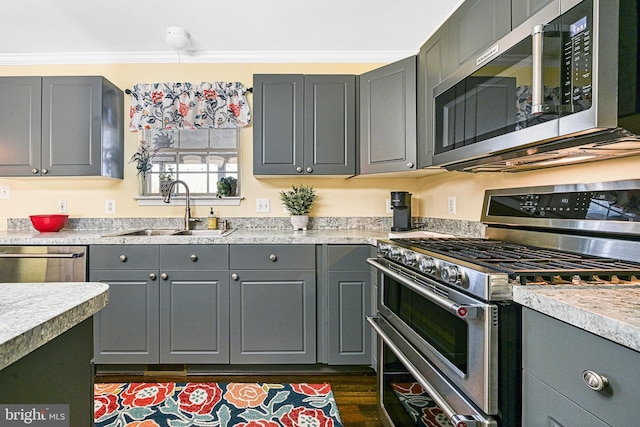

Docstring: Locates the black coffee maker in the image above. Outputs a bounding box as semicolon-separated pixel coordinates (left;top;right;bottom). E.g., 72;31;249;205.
390;191;412;231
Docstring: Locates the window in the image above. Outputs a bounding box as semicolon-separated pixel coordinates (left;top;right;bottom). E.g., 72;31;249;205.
138;128;240;204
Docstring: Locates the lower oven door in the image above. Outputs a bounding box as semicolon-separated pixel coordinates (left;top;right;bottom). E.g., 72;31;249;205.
369;316;497;427
368;257;497;415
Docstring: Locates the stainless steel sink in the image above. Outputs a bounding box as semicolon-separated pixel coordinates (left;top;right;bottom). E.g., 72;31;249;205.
102;228;235;237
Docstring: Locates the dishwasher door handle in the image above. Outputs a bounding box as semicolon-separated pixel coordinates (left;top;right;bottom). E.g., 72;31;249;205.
0;252;85;259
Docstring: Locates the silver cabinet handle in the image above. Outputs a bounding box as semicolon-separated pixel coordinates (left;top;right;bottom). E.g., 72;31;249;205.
583;370;608;392
42;168;48;174
119;254;127;262
160;272;168;280
296;166;303;173
31;168;39;174
269;254;277;261
231;273;239;281
306;166;313;173
407;162;414;168
149;273;156;280
190;254;198;262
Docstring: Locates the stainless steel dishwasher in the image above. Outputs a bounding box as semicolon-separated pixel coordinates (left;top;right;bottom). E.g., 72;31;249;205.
0;246;87;282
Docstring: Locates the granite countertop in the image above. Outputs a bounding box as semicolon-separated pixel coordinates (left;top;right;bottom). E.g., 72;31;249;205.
0;282;109;370
0;228;389;245
513;285;640;352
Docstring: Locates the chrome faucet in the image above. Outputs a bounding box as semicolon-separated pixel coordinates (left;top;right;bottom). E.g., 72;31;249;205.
163;180;194;231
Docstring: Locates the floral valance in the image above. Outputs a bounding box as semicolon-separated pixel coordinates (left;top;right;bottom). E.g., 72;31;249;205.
128;82;251;131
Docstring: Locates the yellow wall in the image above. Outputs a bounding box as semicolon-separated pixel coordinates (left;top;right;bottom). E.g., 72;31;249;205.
1;63;639;230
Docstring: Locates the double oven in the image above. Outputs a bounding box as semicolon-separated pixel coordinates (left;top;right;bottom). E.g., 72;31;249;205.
368;179;640;427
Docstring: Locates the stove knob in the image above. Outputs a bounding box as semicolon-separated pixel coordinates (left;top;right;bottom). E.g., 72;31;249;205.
441;264;461;284
390;247;402;260
418;256;435;274
377;243;390;256
402;251;416;267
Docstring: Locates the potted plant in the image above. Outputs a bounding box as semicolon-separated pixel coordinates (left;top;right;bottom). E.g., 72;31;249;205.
279;184;317;230
217;177;238;198
159;166;175;197
129;140;158;196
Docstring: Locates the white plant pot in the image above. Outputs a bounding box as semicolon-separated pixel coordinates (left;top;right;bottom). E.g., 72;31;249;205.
290;215;309;231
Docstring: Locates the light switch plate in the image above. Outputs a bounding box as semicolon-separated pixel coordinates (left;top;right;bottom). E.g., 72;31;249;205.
0;186;9;199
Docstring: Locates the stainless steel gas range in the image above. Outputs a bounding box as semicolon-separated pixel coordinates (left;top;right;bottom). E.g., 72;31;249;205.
368;179;640;427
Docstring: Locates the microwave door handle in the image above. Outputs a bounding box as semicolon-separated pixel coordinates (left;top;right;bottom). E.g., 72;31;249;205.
367;258;481;319
531;24;545;114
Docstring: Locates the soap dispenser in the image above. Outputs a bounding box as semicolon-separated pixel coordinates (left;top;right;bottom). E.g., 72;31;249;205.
207;208;217;230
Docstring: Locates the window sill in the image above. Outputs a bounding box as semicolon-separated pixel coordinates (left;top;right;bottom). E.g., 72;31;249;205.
134;196;243;207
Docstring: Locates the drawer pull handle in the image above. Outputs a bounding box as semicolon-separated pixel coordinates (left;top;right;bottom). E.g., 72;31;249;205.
190;254;198;262
231;273;239;281
269;254;277;262
119;254;127;262
160;272;168;280
149;273;156;280
583;370;608;392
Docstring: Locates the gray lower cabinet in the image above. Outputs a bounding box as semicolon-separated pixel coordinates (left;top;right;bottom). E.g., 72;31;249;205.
91;244;229;364
326;245;372;365
229;245;316;364
0;76;123;178
522;308;640;426
359;56;417;174
253;74;356;176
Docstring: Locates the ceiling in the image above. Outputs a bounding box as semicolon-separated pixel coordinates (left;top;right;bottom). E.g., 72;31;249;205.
0;0;463;65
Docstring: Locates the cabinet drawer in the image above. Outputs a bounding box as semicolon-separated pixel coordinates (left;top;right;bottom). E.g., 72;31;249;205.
90;245;158;270
327;245;372;271
523;308;640;426
159;245;229;270
230;245;315;270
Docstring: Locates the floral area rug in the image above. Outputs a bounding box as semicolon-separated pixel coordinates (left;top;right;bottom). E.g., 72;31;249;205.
94;382;343;427
391;383;452;427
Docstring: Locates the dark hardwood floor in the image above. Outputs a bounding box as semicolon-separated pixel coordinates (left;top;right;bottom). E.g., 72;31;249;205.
96;372;384;427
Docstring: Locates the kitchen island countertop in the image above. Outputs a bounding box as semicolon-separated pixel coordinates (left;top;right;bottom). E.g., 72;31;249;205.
0;282;109;370
513;285;640;353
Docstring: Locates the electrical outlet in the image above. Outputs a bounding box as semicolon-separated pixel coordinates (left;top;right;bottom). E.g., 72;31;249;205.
105;199;116;214
256;198;270;213
385;198;393;214
447;196;457;215
58;199;67;213
0;185;9;199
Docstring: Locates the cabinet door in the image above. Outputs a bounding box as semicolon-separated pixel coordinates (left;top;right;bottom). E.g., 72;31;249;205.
304;75;356;175
448;0;511;71
512;0;556;29
91;269;160;364
327;271;371;365
360;56;417;174
417;24;450;168
0;77;42;176
159;270;230;363
41;76;104;176
230;269;316;364
253;74;304;175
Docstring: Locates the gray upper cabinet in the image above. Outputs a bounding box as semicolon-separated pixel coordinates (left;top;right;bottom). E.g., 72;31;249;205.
0;76;124;178
448;0;511;72
512;0;556;28
359;56;417;174
417;24;450;168
253;74;356;176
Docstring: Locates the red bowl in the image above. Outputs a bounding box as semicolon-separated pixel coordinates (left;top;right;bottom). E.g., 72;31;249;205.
29;214;69;232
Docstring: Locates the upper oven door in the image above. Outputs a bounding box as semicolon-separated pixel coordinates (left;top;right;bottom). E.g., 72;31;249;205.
368;257;499;415
432;0;604;168
0;246;87;282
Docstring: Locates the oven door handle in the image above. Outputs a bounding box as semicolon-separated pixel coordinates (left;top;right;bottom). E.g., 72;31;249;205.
367;258;481;319
0;251;85;259
368;317;488;427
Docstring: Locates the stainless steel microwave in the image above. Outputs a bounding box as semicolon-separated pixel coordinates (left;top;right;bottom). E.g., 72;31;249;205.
431;0;640;172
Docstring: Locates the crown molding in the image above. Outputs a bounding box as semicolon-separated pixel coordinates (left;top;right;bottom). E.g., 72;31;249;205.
0;50;417;65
